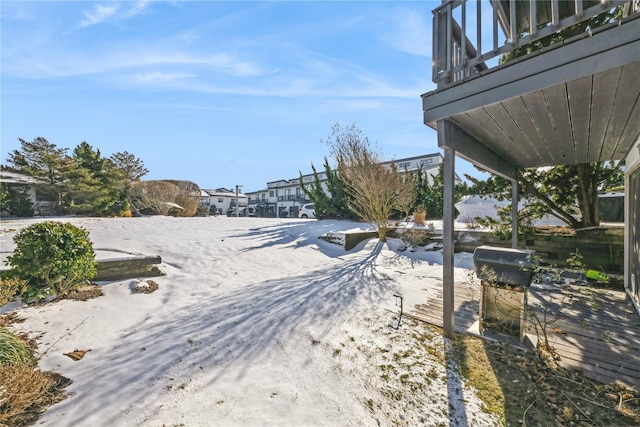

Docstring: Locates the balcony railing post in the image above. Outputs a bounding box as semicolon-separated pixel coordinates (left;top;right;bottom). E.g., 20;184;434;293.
510;0;517;42
476;0;482;57
461;0;467;78
551;0;560;26
493;1;499;51
530;0;537;37
431;0;637;87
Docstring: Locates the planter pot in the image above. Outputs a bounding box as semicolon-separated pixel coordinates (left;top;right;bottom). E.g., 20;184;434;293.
414;213;426;225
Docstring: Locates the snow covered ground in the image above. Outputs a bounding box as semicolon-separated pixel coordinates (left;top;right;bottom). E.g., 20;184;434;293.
0;216;497;426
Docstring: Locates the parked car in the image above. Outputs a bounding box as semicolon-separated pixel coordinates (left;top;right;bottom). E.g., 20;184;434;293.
298;203;315;219
226;208;245;217
226;207;255;217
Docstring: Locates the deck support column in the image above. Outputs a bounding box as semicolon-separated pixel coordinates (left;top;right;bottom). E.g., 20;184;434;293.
511;175;518;249
441;123;456;339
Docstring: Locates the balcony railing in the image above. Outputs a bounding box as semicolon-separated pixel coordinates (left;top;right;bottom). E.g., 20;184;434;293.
432;0;638;86
278;195;309;202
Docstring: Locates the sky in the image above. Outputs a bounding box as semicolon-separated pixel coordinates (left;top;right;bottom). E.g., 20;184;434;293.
1;1;489;192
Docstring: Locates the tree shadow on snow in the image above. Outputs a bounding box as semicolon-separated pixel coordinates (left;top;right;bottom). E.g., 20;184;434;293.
49;241;397;425
230;220;374;257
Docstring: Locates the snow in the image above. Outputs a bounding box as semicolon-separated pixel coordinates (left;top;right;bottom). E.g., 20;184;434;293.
0;216;497;426
455;195;566;226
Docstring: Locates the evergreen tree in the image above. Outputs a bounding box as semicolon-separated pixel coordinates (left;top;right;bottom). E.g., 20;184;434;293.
413;164;468;219
300;162;332;219
465;162;624;229
0;186;34;217
300;157;352;220
111;151;149;215
4;137;73;212
68;142;124;215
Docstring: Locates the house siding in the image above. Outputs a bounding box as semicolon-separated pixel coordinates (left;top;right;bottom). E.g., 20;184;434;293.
625;136;640;314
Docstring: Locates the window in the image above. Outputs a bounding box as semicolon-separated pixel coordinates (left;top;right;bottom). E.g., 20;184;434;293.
420;159;433;166
398;161;411;169
218;198;223;203
269;191;274;197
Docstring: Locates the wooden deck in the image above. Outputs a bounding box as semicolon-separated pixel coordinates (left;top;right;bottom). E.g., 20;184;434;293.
412;281;640;388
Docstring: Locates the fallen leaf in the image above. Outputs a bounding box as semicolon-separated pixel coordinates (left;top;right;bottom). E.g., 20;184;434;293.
64;349;91;361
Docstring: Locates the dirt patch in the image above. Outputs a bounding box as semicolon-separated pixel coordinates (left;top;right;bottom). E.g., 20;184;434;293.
132;279;159;294
53;284;104;302
0;311;24;327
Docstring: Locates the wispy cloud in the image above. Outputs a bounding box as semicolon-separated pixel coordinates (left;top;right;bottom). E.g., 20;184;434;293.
79;4;120;28
381;8;431;57
4;47;271;80
78;1;151;28
122;0;152;19
131;71;196;85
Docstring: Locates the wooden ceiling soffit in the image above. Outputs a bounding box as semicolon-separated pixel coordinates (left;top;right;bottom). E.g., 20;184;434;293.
567;75;593;165
606;61;640;161
437;120;517;180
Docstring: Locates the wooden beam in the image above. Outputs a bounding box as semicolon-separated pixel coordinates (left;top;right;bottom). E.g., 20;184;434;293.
94;255;163;281
437;120;517;180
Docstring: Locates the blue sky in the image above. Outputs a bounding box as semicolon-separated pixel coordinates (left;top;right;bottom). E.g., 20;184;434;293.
1;1;488;192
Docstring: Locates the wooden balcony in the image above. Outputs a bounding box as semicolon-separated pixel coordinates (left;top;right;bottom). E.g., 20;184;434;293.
424;0;640;177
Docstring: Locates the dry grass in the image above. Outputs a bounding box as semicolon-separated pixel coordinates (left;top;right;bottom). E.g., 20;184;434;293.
451;333;640;426
0;328;33;367
0;315;70;426
0;364;69;426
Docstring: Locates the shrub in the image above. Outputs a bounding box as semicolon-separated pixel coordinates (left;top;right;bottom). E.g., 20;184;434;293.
6;221;96;301
195;206;210;217
399;229;430;248
0;277;27;307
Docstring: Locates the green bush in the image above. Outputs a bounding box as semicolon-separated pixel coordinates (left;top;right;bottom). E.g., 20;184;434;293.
195;206;210;217
6;221;96;301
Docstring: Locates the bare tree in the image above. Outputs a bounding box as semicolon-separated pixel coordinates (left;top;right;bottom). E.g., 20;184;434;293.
130;180;179;215
130;180;200;216
326;123;402;242
166;180;201;217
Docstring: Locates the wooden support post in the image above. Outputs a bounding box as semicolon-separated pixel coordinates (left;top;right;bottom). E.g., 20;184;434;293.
512;176;518;249
442;131;456;339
